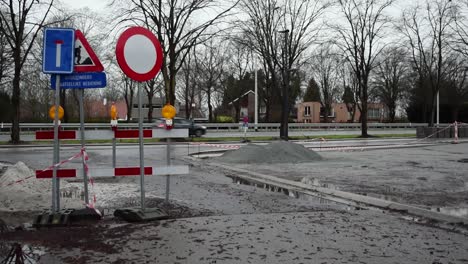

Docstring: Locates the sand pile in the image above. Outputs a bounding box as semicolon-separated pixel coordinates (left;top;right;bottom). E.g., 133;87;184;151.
217;141;322;164
0;162;83;211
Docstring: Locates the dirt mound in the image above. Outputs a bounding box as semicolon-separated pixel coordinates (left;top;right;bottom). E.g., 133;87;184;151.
0;162;82;211
216;141;322;164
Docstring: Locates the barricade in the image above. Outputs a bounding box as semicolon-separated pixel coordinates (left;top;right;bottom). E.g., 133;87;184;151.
32;127;189;219
416;122;465;139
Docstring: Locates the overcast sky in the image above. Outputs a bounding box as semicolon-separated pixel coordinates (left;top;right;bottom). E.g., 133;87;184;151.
60;0;109;12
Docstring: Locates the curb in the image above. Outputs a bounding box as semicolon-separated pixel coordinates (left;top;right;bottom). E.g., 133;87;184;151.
205;161;468;226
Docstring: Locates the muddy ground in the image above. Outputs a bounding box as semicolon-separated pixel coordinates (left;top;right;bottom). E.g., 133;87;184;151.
224;142;468;212
1;141;468;263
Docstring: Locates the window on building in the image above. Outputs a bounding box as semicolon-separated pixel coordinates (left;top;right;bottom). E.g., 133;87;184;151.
320;107;335;117
368;108;380;119
304;106;311;116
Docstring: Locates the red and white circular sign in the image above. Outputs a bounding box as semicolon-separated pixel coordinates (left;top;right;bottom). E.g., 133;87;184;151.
116;27;163;82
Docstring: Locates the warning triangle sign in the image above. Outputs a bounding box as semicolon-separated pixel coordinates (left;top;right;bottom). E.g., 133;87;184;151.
74;30;104;72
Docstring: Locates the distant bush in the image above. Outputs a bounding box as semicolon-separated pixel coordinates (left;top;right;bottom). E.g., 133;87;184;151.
216;115;234;123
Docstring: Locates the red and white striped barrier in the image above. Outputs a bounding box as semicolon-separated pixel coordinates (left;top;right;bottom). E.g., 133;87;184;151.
35;165;189;178
1;149;86;187
35;128;188;140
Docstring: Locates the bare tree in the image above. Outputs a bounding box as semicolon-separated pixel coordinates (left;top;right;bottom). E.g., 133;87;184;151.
310;44;341;123
453;0;468;57
371;47;410;122
218;40;256;122
0;0;54;143
195;38;226;122
0;22;12;91
338;60;361;123
177;45;199;119
444;53;468;121
237;0;327;137
121;75;137;122
333;0;394;137
21;60;51;122
401;0;456;126
115;0;238;107
144;78;164;122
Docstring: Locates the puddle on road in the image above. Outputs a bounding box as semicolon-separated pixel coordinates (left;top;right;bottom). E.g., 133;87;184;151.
360;193;468;219
364;194;468;219
431;207;468;218
227;175;363;211
0;242;46;264
227;175;468;220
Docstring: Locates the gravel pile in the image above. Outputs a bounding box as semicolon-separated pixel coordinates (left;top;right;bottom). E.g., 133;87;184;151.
217;141;322;164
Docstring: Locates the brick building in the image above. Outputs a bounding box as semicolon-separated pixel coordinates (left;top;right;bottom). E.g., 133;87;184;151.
296;102;388;123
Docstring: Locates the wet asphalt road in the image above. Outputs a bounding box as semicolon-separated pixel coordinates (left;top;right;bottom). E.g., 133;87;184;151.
2;139;468;263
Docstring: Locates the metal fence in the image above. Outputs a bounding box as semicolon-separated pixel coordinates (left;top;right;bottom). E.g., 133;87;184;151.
0;122;430;133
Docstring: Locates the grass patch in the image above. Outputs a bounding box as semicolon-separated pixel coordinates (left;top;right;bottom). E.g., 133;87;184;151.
291;133;415;141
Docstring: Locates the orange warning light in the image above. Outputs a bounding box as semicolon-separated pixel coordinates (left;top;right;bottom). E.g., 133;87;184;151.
110;103;118;120
49;105;64;120
161;104;176;119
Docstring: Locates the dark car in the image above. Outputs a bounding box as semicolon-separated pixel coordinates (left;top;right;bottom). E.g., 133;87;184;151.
154;118;206;137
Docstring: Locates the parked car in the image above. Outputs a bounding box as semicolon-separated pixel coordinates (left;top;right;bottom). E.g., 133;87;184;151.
154;117;207;137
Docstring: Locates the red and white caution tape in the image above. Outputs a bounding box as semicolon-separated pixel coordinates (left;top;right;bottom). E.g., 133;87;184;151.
0;149;85;188
191;142;241;149
81;148;97;210
35;149;85;178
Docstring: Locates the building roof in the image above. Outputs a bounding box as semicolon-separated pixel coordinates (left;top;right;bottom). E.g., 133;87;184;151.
228;90;255;105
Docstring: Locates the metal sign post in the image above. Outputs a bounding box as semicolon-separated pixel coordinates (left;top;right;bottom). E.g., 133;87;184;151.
79;89;89;204
138;82;145;211
52;75;60;212
43;27;75;212
112;138;117;168
165;138;171;202
115;27;164;213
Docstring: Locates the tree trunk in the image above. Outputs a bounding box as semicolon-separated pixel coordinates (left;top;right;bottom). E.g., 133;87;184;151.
10;66;21;144
389;108;396;123
429;92;436;127
323;104;330;123
207;91;213;122
351;104;357;122
124;96;130;123
185;91;190;119
60;89;68;123
361;87;369;137
265;101;270;122
148;96;153;122
452;107;459;123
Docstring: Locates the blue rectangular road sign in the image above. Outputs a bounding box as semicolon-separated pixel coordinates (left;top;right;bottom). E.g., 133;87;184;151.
51;72;107;89
43;28;75;74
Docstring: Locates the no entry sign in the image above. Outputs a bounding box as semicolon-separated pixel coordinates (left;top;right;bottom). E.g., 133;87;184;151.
115;27;163;82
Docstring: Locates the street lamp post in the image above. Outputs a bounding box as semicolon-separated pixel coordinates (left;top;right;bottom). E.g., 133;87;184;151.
190;103;196;120
437;91;439;126
279;29;290;140
254;59;258;131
